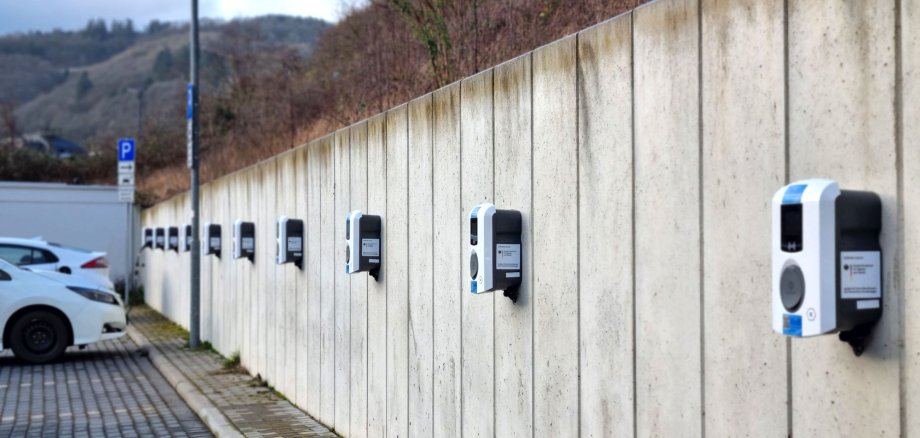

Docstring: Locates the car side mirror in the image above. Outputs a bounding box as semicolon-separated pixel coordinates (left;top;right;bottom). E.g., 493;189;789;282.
0;270;10;281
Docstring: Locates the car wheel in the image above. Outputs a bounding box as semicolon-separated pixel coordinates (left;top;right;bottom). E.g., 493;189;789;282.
9;310;68;364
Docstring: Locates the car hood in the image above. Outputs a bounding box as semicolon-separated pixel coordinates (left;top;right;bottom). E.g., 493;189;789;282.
28;268;116;294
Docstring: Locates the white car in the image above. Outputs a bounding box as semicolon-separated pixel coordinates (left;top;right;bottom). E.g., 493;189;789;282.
0;259;126;363
0;237;114;290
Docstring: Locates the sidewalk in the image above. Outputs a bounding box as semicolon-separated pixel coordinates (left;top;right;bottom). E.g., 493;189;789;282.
128;305;337;438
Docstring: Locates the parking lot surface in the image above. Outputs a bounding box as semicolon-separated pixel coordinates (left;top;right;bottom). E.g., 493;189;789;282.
0;336;211;437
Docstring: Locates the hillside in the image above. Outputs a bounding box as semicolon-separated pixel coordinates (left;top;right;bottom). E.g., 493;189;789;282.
0;16;328;150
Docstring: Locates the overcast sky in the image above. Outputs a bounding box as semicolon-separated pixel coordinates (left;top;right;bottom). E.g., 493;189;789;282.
0;0;344;36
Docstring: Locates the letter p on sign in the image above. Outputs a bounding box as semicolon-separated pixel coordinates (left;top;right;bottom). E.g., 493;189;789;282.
118;138;136;162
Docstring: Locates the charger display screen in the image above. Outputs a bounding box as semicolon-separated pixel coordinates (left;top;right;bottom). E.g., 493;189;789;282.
781;204;803;252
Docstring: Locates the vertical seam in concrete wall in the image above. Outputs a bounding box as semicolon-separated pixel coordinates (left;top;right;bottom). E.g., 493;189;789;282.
458;79;464;438
324;150;328;419
329;138;342;430
430;94;436;438
384;117;389;435
349;131;353;432
696;0;705;436
365;125;371;436
574;31;582;438
895;0;906;433
492;68;497;438
782;0;793;435
529;50;536;438
630;11;638;438
406;104;411;435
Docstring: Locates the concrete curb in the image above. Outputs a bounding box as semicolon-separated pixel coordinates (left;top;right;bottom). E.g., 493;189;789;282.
127;326;243;438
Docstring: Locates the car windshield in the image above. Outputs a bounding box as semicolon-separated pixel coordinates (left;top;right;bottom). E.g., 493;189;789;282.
46;242;93;253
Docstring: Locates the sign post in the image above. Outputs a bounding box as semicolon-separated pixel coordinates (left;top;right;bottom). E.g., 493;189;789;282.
117;138;136;306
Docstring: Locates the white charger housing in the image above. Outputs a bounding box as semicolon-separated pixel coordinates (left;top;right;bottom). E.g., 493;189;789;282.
771;178;882;355
345;210;382;280
143;228;153;249
276;216;304;268
468;203;522;302
155;227;165;250
202;222;221;257
233;220;256;262
167;226;179;252
182;224;192;252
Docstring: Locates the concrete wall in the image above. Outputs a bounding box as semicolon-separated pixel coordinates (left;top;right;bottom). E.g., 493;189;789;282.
140;0;919;435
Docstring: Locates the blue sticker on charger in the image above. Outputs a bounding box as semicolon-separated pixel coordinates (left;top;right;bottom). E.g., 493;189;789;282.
471;280;477;293
783;314;802;337
783;184;807;204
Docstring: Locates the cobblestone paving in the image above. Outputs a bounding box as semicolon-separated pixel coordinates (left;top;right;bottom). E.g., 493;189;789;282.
131;306;337;438
0;336;211;438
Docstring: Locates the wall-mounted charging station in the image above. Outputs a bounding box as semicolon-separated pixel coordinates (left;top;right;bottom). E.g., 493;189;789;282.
233;220;256;262
167;226;179;252
143;228;153;249
345;210;382;281
155;227;165;250
772;179;882;356
202;223;222;257
276;216;304;269
468;203;523;303
182;224;192;252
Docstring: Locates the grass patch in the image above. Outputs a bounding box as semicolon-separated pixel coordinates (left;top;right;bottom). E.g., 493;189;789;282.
244;374;289;401
222;351;241;369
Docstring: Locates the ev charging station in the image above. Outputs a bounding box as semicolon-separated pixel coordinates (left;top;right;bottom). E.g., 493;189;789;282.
468;203;523;302
345;210;382;281
276;216;304;269
167;226;179;252
182;224;192;252
143;228;154;249
202;223;222;257
772;179;882;356
155;227;166;250
233;220;256;262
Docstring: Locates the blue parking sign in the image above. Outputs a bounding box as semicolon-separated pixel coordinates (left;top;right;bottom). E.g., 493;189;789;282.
118;138;136;161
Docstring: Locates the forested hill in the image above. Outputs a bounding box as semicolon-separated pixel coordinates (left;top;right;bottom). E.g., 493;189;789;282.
0;16;328;143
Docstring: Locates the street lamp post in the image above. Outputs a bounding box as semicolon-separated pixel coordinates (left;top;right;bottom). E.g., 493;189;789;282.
188;0;201;348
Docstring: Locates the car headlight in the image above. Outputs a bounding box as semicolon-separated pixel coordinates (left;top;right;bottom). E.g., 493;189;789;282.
67;286;119;306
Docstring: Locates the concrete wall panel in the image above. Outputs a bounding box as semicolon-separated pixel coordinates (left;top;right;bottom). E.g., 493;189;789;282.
307;140;324;416
576;15;634;437
335;129;352;434
408;95;434;437
633;0;702;435
301;142;322;415
349;122;369;437
319;137;336;425
264;160;280;385
788;0;900;435
431;83;462;438
294;147;309;410
385;105;410;438
459;69;495;438
903;0;920;433
532;34;579;438
493;53;533;438
366;115;388;437
701;0;787;436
